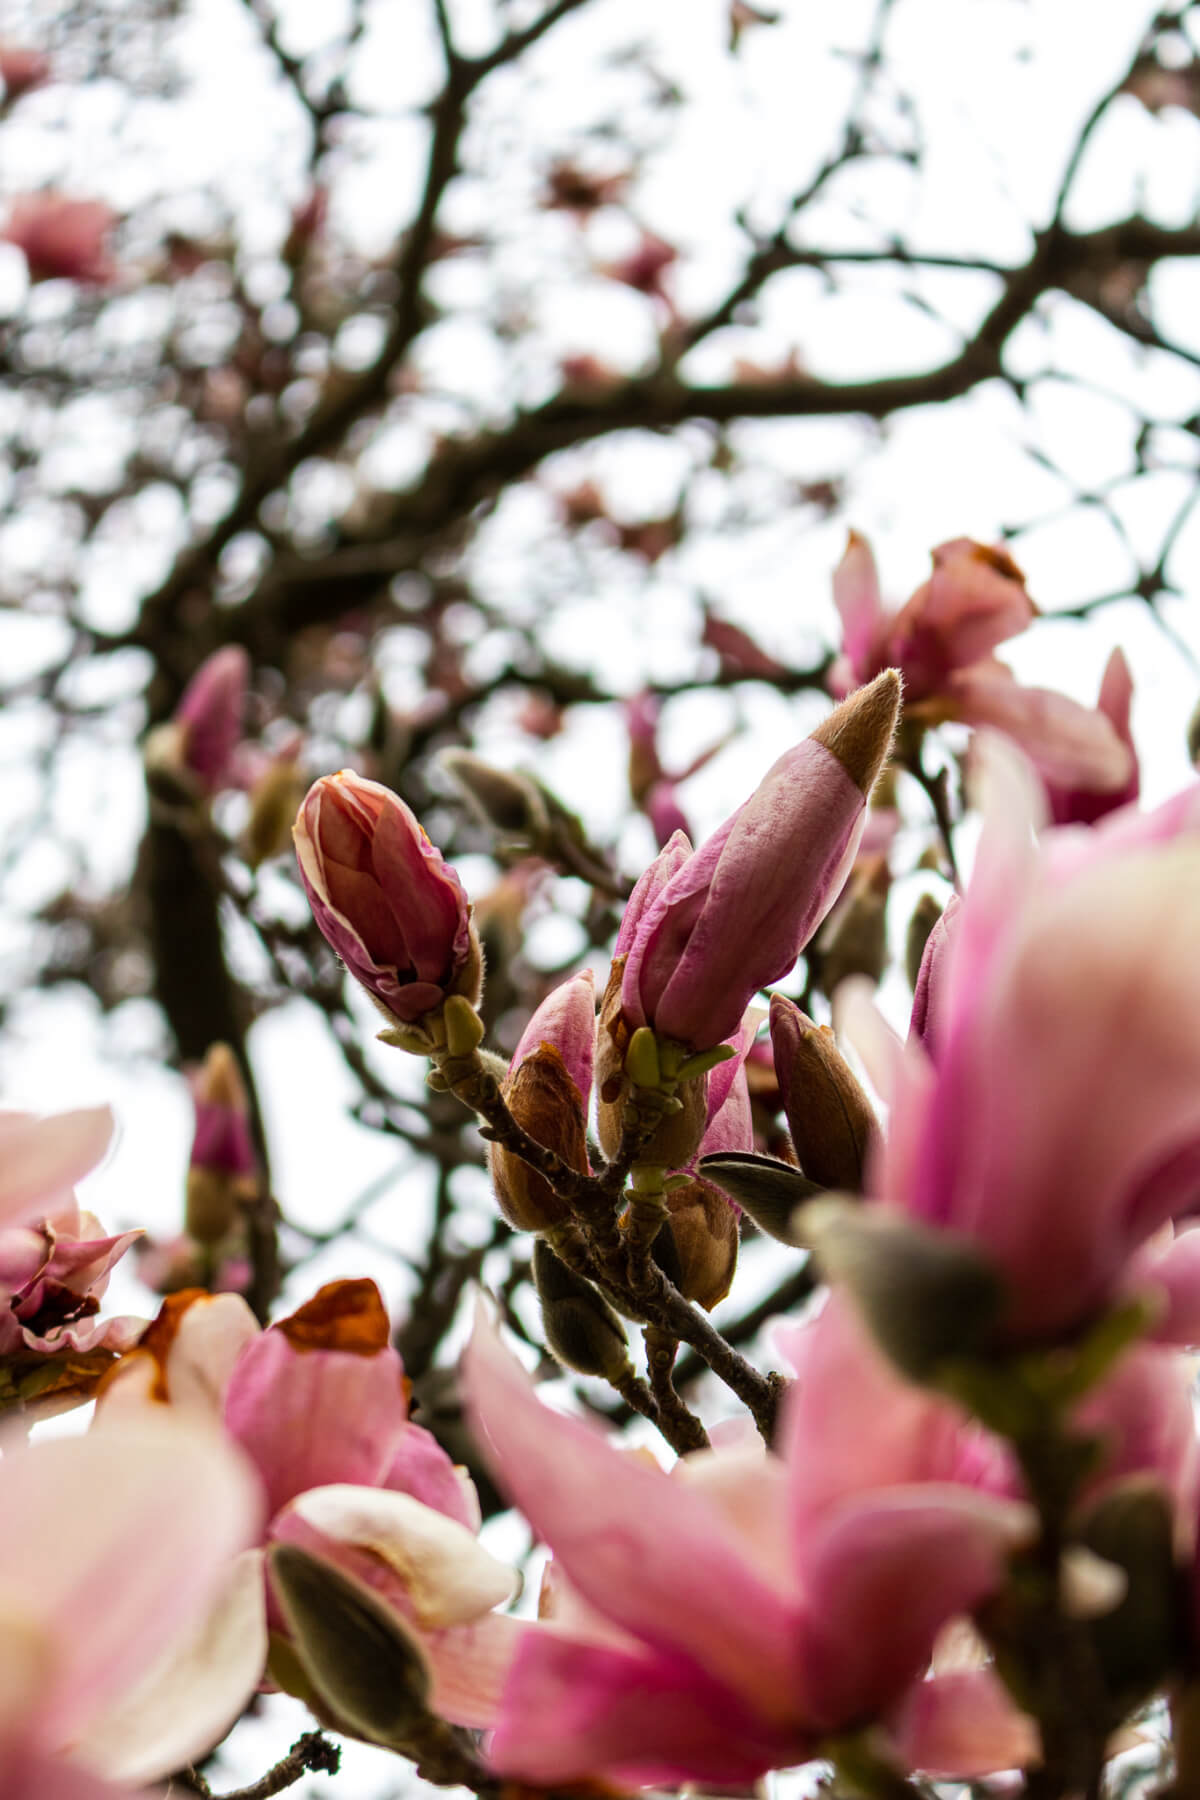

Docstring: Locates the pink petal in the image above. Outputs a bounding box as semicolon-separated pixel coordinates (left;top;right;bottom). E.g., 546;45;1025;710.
464;1308;801;1716
1;1749;139;1800
384;1422;481;1530
422;1610;530;1729
950;663;1133;791
75;1549;267;1784
832;530;886;685
0;1418;262;1747
778;1294;976;1542
888;1668;1039;1777
224;1326;411;1516
795;1487;1034;1730
511;969;595;1103
491;1633;802;1787
0;1108;113;1230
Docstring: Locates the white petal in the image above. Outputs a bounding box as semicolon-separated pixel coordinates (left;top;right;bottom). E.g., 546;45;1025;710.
286;1485;517;1628
76;1549;267;1785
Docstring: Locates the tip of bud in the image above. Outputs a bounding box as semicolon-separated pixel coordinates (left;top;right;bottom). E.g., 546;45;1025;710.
812;668;902;796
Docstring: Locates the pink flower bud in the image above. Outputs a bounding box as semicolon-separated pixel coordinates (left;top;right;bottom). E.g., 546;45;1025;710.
491;971;595;1234
619;672;901;1050
174;646;250;793
4;194;118;285
293;770;481;1026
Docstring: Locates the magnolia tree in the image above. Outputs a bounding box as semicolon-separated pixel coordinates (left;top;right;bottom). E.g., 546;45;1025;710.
8;0;1200;1795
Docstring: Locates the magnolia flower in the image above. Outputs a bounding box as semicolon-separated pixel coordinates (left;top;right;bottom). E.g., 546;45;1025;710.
0;1415;262;1795
3;194;117;284
868;743;1200;1341
1042;648;1139;827
465;1298;1032;1787
831;534;1133;795
0;1107;115;1232
100;1278;525;1731
0;1106;141;1413
616;671;900;1051
294;770;482;1028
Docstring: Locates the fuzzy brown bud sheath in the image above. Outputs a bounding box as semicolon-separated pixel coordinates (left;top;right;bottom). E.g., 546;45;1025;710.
532;1240;630;1379
769;994;879;1192
618;671;901;1051
490;971;594;1233
294;771;482;1028
664;1178;739;1310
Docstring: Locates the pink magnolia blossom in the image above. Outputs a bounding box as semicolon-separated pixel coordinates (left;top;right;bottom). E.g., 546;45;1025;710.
0;45;51;97
831;534;1133;794
1041;647;1139;826
294;770;482;1028
100;1278;525;1730
0;1106;114;1232
465;1298;1033;1787
832;533;1034;700
618;671;900;1050
0;1107;142;1412
4;194;117;284
491;970;594;1233
873;742;1200;1341
0;1415;262;1793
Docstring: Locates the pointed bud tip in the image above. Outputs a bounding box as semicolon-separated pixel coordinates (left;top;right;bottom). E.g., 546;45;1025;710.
812;668;902;795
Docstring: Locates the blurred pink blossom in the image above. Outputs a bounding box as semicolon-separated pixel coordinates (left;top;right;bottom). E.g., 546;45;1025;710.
0;1416;261;1792
466;1298;1033;1787
873;742;1200;1341
101;1279;525;1728
3;194;117;284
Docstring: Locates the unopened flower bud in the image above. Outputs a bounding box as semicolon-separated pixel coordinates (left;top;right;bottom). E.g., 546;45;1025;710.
697;1149;821;1244
769;994;879;1192
268;1543;433;1747
664;1178;739;1310
617;672;901;1052
186;1044;257;1244
438;748;549;842
175;646;250;794
814;855;890;993
595;959;708;1167
294;770;482;1031
1077;1478;1177;1710
490;971;594;1233
532;1240;630;1379
240;752;307;868
904;890;944;993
